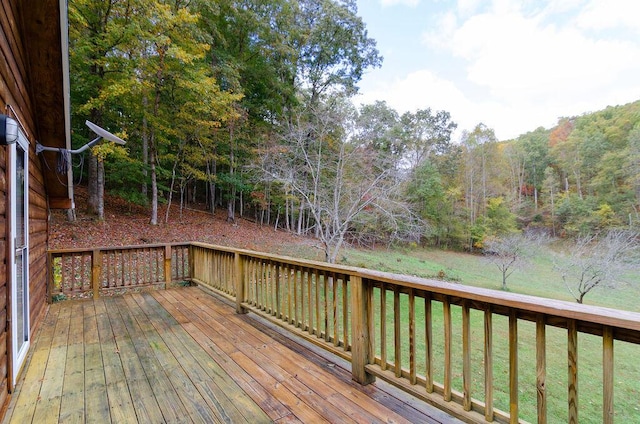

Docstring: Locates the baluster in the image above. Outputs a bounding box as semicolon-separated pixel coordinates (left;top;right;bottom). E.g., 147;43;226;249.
409;288;416;385
323;272;329;341
235;253;246;314
314;269;320;337
333;272;339;346
425;294;433;393
293;266;299;326
164;245;172;289
568;319;578;424
603;326;614;424
394;288;401;378
462;302;471;411
443;297;452;401
536;315;546;424
342;276;348;350
509;311;519;423
380;284;387;371
485;307;494;421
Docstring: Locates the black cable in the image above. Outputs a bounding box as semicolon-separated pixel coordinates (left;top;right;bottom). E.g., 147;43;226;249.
56;148;71;174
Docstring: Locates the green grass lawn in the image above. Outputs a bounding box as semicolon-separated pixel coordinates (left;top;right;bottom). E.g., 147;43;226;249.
338;243;640;312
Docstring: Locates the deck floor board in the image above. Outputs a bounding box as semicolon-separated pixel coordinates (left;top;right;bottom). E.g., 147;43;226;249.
4;286;457;423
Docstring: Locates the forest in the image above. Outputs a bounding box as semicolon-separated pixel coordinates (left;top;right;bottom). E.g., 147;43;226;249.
68;0;640;263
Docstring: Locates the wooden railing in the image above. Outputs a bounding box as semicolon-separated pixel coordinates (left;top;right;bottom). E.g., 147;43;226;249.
48;243;190;300
191;244;353;361
189;242;640;424
48;241;640;423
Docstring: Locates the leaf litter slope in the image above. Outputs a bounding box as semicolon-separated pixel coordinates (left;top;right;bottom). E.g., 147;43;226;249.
49;187;317;258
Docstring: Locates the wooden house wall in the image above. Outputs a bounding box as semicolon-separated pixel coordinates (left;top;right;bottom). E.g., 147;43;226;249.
1;0;53;413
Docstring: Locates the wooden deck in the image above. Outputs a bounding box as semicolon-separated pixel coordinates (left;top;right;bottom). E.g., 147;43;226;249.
3;286;456;423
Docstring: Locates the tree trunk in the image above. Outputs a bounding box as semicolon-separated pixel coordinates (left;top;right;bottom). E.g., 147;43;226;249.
165;164;177;224
297;201;304;235
227;125;236;223
142;95;148;197
97;160;105;220
285;191;291;231
149;46;165;226
227;199;235;223
180;182;185;220
150;147;158;225
88;154;99;214
207;160;216;215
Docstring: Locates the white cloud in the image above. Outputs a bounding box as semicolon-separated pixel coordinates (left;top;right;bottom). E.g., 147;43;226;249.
356;70;503;139
359;0;640;140
457;0;483;16
422;11;458;49
379;0;420;7
451;11;640;99
575;0;640;33
418;0;640;137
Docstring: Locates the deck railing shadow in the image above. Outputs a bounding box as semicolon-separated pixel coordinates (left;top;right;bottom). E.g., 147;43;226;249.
48;242;640;424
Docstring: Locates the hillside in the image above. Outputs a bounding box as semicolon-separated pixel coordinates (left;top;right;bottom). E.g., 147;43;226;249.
49;187;318;259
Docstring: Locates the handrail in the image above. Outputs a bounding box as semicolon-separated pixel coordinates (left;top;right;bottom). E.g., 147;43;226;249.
48;241;640;423
192;243;640;335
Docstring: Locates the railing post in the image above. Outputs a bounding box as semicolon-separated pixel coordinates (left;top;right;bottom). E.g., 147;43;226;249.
92;249;101;299
47;251;54;303
189;244;195;282
164;244;172;289
235;252;247;314
350;275;375;385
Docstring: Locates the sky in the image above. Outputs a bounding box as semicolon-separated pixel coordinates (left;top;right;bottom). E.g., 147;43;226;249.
353;0;640;141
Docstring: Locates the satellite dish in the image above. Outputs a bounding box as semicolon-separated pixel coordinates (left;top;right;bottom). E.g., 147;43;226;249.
36;120;127;157
86;120;126;145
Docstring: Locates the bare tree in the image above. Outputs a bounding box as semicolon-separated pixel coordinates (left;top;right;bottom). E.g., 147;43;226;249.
484;232;547;290
263;97;415;263
555;230;640;303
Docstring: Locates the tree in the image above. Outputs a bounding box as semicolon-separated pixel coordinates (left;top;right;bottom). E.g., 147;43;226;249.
542;166;561;235
400;108;457;171
484;233;546;290
294;0;382;105
627;123;640;213
404;160;448;245
484;197;518;237
353;101;404;169
518;127;551;209
68;0;142;219
264;96;408;262
555;230;640;303
460;123;501;249
135;1;224;225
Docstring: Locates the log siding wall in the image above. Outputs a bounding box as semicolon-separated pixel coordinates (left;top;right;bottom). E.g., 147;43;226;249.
1;0;68;418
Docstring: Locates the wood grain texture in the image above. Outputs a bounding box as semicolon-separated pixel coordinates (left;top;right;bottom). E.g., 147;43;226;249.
568;320;578;424
602;326;614;424
462;302;471;411
5;287;450;423
536;315;547;424
443;298;452;402
350;276;375;385
484;307;493;421
509;311;518;423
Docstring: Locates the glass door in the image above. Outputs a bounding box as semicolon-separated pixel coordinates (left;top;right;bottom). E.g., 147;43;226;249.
10;129;29;384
